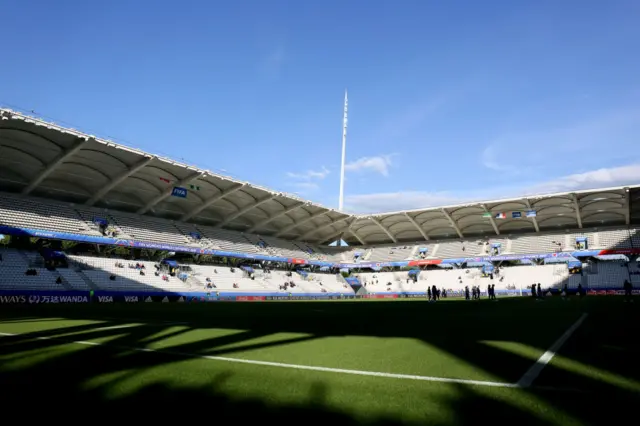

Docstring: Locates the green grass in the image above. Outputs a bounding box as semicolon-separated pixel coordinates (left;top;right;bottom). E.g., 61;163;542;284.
0;296;638;425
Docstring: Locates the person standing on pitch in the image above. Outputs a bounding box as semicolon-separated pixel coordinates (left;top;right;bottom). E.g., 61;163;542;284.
537;283;542;299
623;279;633;302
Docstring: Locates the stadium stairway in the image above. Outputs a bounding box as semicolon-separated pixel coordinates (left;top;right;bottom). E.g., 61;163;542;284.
59;268;96;291
48;270;74;291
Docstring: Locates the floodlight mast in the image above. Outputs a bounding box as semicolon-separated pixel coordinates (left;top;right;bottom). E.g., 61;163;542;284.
338;89;348;212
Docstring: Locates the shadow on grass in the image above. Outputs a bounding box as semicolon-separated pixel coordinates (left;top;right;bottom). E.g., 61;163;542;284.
0;297;638;425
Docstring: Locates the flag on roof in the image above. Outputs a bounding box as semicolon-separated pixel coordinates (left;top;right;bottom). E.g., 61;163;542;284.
526;210;537;217
495;213;506;219
189;184;200;191
482;213;491;218
512;211;522;219
159;177;171;183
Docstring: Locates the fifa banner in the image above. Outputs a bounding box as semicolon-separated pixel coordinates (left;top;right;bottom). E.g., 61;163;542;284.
0;290;350;304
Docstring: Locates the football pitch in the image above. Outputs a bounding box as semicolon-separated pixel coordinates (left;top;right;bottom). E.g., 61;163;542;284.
0;297;638;425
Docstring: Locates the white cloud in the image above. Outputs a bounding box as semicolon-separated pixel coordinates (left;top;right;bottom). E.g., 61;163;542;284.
286;166;330;181
345;154;396;177
284;166;329;194
345;163;640;213
529;164;640;194
481;144;523;174
291;182;320;192
346;191;461;213
480;109;640;174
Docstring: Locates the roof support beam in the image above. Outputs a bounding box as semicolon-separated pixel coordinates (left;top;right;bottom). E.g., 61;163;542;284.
216;194;277;228
571;193;583;229
319;220;365;245
441;208;464;238
300;216;351;240
247;201;307;233
481;204;500;236
320;233;342;245
624;187;630;225
138;171;205;215
404;212;429;241
369;216;397;243
348;225;367;245
523;198;540;232
23;136;91;195
180;183;245;222
274;210;333;237
86;156;155;206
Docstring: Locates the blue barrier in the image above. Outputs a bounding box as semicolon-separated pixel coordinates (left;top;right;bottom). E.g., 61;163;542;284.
4;224;638;270
0;288;633;304
0;290;353;304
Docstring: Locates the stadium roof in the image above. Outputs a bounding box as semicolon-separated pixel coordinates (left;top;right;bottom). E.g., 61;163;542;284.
344;186;639;246
1;108;638;247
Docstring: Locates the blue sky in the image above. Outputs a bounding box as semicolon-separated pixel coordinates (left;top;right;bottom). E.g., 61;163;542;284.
1;0;640;213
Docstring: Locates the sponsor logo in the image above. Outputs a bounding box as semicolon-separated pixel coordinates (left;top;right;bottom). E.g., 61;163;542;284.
177;296;185;302
42;295;88;303
171;187;188;198
161;296;169;303
0;295;26;304
235;296;266;301
124;296;139;303
144;296;153;303
0;295;90;304
97;296;114;303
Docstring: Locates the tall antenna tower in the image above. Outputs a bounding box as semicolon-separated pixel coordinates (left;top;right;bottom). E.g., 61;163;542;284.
338;89;348;211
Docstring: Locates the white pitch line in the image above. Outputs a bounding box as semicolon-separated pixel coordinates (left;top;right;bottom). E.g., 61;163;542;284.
97;317;190;326
0;331;516;388
516;313;588;388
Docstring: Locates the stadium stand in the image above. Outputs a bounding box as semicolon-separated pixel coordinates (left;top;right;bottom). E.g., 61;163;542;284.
0;248;68;291
1;108;640;300
1;190;640;297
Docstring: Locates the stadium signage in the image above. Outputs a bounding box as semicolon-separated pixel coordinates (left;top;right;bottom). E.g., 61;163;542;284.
2;224;640;270
0;295;26;304
0;289;634;303
33;295;88;303
236;296;266;301
171;187;188;198
0;295;89;304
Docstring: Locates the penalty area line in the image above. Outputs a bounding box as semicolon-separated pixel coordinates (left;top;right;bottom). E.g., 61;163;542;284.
0;330;515;388
516;313;588;388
